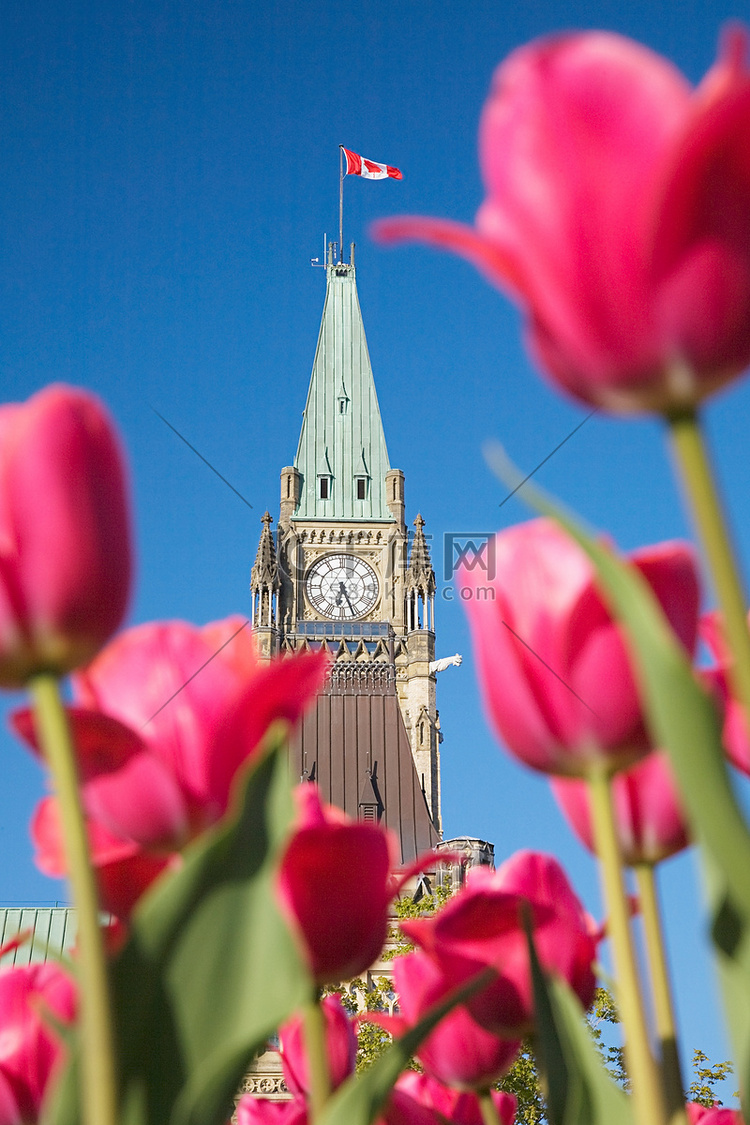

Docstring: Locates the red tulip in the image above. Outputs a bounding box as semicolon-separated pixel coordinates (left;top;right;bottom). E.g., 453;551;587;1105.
277;784;396;985
385;950;520;1089
401;851;597;1036
459;519;700;777
551;750;690;865
375;29;750;413
0;385;132;686
279;994;356;1099
0;963;77;1125
394;1072;517;1125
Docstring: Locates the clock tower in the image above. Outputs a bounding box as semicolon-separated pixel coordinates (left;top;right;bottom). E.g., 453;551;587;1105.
250;241;442;861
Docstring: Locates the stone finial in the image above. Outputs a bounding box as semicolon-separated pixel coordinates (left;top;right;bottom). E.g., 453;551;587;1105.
406;513;436;595
251;511;280;592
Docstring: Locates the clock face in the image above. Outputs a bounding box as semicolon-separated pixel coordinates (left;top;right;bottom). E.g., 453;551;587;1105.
305;554;379;620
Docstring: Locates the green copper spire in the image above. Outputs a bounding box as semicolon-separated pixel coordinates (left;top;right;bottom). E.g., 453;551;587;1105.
294;248;392;520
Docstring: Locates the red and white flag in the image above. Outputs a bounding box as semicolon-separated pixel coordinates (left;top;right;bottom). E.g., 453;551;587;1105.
342;147;402;181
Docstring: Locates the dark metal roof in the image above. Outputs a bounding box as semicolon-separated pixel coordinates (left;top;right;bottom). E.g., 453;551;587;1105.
289;666;439;864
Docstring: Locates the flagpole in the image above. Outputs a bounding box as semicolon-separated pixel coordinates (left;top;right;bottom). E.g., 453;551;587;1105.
339;145;344;263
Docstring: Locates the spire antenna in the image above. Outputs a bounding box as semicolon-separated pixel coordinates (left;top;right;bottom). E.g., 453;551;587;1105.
339;145;345;263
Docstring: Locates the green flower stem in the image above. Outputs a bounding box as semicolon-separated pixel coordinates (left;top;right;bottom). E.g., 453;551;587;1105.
667;408;750;729
588;767;666;1125
634;863;687;1125
29;673;118;1125
303;993;331;1123
478;1089;502;1125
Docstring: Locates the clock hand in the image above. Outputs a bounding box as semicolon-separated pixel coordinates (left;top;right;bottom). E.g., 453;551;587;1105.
335;581;346;608
342;587;356;615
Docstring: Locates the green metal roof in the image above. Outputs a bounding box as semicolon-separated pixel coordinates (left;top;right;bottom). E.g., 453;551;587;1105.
294;258;392;521
0;907;76;968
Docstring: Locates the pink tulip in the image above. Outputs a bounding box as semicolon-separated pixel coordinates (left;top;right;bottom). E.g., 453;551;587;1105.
378;950;520;1089
235;1096;308;1125
19;617;328;845
279;994;356;1099
394;1072;517;1125
382;1080;457;1125
30;795;175;918
0;385;132;686
701;610;750;776
277;784;396;985
401;851;597;1037
16;617;327;916
375;29;750;413
0;963;77;1125
687;1104;742;1125
71;617;328;836
459;519;700;777
551;750;690;865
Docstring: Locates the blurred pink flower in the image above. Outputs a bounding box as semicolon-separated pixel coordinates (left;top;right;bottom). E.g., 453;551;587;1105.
394;1072;517;1125
0;963;77;1125
235;1096;308;1125
277;784;396;985
375;29;750;413
0;385;131;686
279;994;356;1100
29;795;174;919
15;617;327;916
369;950;520;1089
687;1104;742;1125
701;610;750;776
460;519;700;777
551;749;690;865
401;851;597;1037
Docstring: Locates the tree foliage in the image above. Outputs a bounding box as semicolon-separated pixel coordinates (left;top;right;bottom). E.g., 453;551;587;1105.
687;1049;734;1107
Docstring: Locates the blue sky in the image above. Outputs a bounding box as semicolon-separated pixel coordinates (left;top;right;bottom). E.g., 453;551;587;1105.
1;0;748;1097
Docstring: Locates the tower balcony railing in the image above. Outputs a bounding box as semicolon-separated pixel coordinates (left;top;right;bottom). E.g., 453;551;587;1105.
293;621;393;641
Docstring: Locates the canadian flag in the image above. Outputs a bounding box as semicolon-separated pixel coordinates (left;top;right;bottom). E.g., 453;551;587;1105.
343;147;402;181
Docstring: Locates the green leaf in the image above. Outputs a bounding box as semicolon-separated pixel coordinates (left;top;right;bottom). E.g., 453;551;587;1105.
486;446;750;1111
535;975;631;1125
700;850;750;1122
318;971;495;1125
46;735;311;1125
526;905;631;1125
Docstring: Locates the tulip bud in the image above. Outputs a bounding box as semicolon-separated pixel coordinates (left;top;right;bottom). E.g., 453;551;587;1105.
277;784;395;985
375;29;750;414
401;851;597;1037
458;520;699;778
279;994;356;1099
551;750;690;865
391;950;520;1089
0;385;132;686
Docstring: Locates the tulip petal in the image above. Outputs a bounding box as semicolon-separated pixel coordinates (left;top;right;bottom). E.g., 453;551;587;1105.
372;216;527;294
207;650;329;812
13;706;190;849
